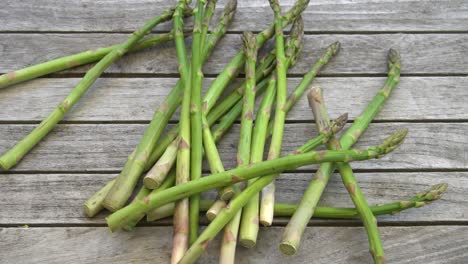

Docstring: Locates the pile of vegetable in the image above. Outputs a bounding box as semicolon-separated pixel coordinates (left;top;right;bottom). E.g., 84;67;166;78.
0;0;447;263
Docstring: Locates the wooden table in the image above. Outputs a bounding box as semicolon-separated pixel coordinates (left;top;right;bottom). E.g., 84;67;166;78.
0;1;467;263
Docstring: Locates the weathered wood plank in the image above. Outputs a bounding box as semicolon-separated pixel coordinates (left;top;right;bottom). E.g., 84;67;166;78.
1;0;467;32
0;226;466;263
1;77;467;122
1;34;468;75
1;123;464;171
0;172;464;225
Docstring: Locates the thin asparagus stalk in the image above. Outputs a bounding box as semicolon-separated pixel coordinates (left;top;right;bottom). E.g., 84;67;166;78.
260;0;288;227
172;1;193;262
218;32;258;264
188;0;207;245
280;49;402;257
200;0;217;47
143;138;179;189
146;183;447;221
178;130;404;263
123;170;176;231
0;7;178;171
83;0;236;218
0;9;191;90
201;0;310;114
106;123;401;232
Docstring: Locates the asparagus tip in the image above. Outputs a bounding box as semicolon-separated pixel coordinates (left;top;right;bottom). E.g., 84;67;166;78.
388;48;401;68
287;16;305;66
279;241;298;256
331;113;348;134
329;41;341;56
416;183;448;201
379;129;408;155
242;31;257;51
226;0;238;13
268;0;281;10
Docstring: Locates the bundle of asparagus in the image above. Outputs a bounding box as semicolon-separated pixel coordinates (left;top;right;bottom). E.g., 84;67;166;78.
0;0;448;263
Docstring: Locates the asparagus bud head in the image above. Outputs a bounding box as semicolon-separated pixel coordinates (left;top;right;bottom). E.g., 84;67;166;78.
388;48;401;69
416;183;448;201
285;16;304;66
329;41;341;56
331;113;348;134
370;129;408;158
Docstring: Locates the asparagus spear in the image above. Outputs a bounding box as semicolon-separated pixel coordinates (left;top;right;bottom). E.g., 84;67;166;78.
146;183;447;221
177;130;405;263
0;8;193;90
280;49;402;258
106;123;402;232
200;0;217;47
0;7;179;171
260;0;288;227
83;0;236;219
171;1;193;262
188;0;208;245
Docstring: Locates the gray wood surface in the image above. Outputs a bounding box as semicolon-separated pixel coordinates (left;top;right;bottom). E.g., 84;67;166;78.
0;77;466;122
0;123;465;171
0;172;464;225
0;0;467;263
2;33;468;75
1;0;467;32
0;226;467;264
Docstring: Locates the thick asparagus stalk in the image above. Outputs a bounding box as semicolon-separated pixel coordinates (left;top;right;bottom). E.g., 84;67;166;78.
0;7;178;171
0;8;191;90
106;123;401;232
200;0;217;47
171;1;193;262
260;0;288;227
178;130;405;263
188;0;207;246
146;183;447;221
143;138;179;189
83;0;236;218
280;49;402;257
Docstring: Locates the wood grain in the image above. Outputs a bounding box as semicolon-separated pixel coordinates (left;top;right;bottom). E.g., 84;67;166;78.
1;34;468;75
0;77;466;122
0;172;464;225
0;123;464;171
0;226;466;263
1;0;467;32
